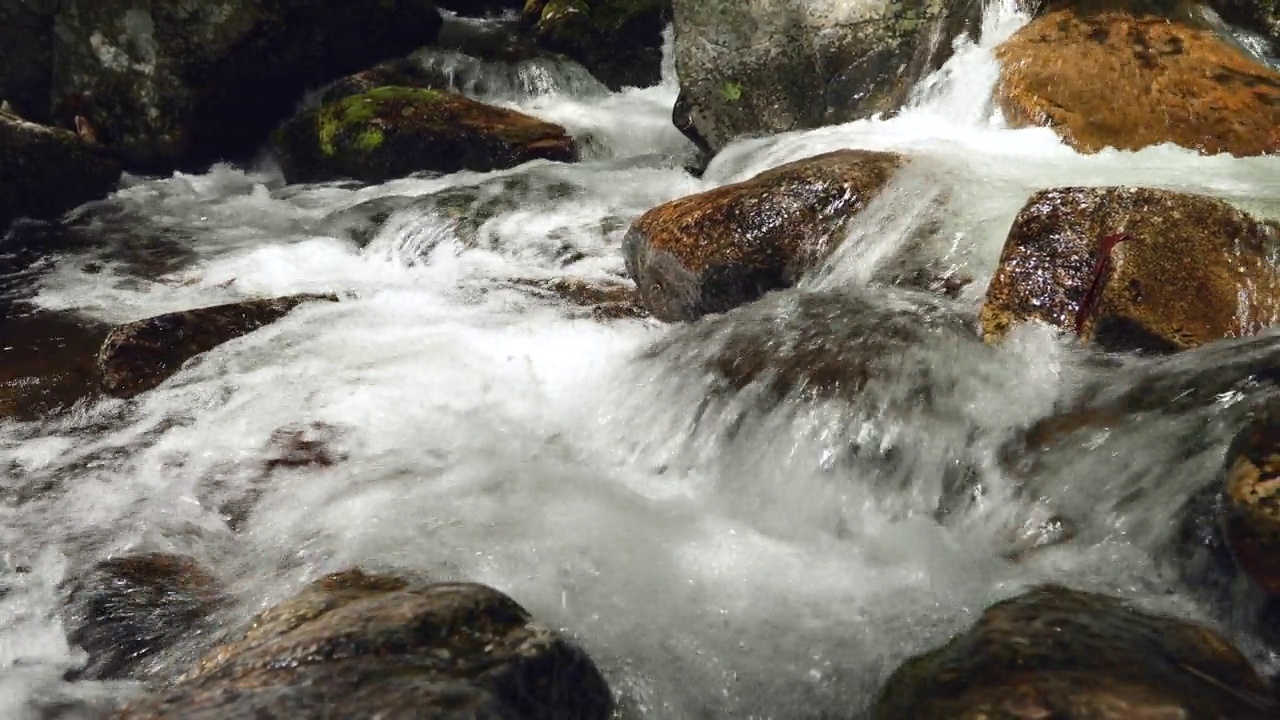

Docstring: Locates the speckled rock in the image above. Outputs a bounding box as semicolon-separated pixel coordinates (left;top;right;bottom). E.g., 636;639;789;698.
48;0;443;171
523;0;672;90
273;87;579;184
995;3;1280;156
1;110;121;232
64;554;224;682
109;569;614;720
980;186;1280;353
97;294;338;399
1222;409;1280;597
875;585;1275;719
672;0;983;153
623;149;903;321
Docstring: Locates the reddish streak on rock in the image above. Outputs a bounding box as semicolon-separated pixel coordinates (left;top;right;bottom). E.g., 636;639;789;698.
1074;231;1132;336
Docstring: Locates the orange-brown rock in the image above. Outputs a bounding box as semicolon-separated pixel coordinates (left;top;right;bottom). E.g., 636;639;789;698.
1223;409;1280;597
874;585;1275;719
995;4;1280;156
623;149;903;321
981;186;1280;353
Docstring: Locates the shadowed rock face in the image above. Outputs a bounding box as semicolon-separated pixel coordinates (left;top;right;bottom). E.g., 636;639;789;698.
672;0;983;153
875;585;1275;719
623;149;903;321
981;186;1280;353
97;294;338;399
523;0;672;90
110;569;615;720
273;87;579;184
996;3;1280;156
63;554;225;682
1;110;121;233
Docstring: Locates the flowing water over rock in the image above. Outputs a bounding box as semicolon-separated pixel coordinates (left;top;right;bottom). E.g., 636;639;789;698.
5;3;1280;718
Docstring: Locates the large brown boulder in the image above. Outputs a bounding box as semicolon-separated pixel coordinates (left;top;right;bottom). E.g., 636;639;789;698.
110;569;614;720
273;87;579;184
98;294;338;399
523;0;672;90
623;149;903;321
874;585;1275;719
1;110;121;233
63;554;225;682
672;0;983;154
46;0;443;171
980;186;1280;353
995;2;1280;156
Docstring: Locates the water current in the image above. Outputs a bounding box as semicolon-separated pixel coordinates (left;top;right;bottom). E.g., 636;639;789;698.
4;3;1280;718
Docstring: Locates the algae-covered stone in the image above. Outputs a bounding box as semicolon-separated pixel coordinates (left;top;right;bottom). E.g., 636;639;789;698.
623;149;903;321
48;0;443;171
0;110;120;232
981;186;1280;353
875;585;1275;719
110;569;615;720
274;86;579;184
672;0;983;154
523;0;672;90
995;3;1280;156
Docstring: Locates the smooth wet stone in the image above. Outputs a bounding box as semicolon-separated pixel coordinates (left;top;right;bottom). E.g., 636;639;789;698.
110;569;614;720
1;110;121;233
509;276;650;320
522;0;671;90
875;584;1275;719
1223;408;1280;597
672;0;983;153
97;294;338;399
0;311;109;421
274;87;579;184
981;186;1280;353
623;149;903;321
64;553;224;682
996;1;1280;156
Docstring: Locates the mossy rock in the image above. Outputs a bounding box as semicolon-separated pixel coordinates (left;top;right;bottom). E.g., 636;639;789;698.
524;0;671;89
273;86;579;184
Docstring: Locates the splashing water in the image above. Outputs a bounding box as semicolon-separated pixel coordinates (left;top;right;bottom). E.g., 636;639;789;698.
4;4;1280;719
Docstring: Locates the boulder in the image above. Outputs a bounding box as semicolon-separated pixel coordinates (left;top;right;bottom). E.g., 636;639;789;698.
874;585;1275;719
48;0;443;171
110;569;614;720
1;110;121;233
273;87;579;184
980;186;1280;353
0;0;58;122
0;311;108;421
672;0;983;154
97;294;338;399
63;554;224;682
1222;408;1280;596
523;0;672;90
995;2;1280;156
623;149;902;321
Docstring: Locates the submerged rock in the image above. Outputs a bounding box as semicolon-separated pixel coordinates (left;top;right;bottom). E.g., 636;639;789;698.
995;2;1280;156
97;294;338;399
508;276;650;320
523;0;671;90
1;110;121;232
623;149;903;321
875;585;1275;719
1223;408;1280;597
110;569;614;720
981;186;1280;353
274;87;579;184
64;553;224;682
48;0;443;170
672;0;983;153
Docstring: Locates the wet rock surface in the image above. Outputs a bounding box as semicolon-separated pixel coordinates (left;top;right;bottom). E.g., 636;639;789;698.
523;0;672;90
875;584;1275;719
672;0;983;153
63;554;224;682
98;294;339;399
110;569;614;720
1;110;121;233
510;276;650;320
1222;408;1280;597
981;186;1280;353
0;310;109;421
274;87;579;184
624;149;903;321
48;0;444;171
996;2;1280;156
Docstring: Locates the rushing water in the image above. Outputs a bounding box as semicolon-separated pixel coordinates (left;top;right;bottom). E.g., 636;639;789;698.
5;2;1280;718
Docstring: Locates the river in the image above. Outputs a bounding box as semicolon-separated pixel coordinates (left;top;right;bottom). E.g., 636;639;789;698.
3;3;1280;718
